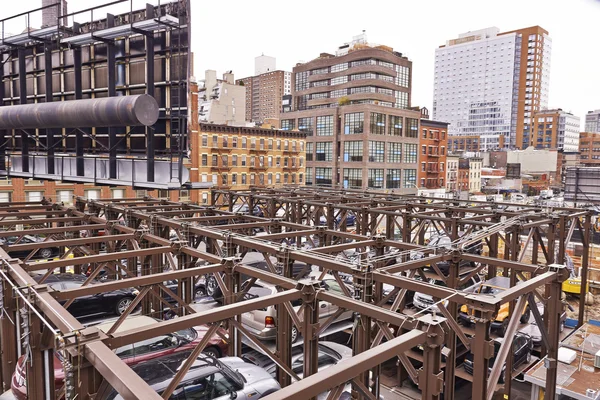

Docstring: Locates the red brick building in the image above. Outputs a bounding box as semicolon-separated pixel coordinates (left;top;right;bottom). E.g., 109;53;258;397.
418;120;448;189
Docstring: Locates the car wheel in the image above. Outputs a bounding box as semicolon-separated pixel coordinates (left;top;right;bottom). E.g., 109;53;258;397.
115;297;134;315
520;307;531;324
203;346;221;359
499;319;509;337
195;287;207;299
39;248;53;259
206;275;223;301
291;325;299;343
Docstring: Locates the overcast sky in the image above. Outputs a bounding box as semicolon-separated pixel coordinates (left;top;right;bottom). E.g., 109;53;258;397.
5;0;600;124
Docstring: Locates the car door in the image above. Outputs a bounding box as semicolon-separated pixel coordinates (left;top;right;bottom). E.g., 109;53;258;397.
61;281;103;316
321;279;353;321
132;334;179;363
182;371;241;400
512;335;528;367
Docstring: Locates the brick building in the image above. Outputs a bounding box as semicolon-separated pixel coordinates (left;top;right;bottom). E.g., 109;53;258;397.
281;33;421;193
578;132;600;166
418;120;448;189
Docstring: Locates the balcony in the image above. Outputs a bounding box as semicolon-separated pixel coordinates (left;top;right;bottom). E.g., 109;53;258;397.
427;153;441;158
283;147;300;154
426;169;439;175
210;163;232;172
249;163;268;171
210;145;232;153
283;164;300;171
249;146;268;154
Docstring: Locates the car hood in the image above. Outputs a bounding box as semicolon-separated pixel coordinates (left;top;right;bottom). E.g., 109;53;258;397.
220;357;277;385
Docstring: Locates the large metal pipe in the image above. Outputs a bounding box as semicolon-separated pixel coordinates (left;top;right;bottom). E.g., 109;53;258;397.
0;94;159;129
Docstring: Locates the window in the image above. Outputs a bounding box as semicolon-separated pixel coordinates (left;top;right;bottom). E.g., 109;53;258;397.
395;65;409;87
343;168;362;188
331;62;348;73
268;173;273;185
241;174;247;185
344;113;364;134
368;169;384;188
305;167;313;185
232;155;237;166
316;116;334;136
395;91;409;109
368;141;385;163
276;173;281;184
57;190;73;204
311;67;329;75
222;174;228;186
406;118;418;138
201;135;208;147
331;76;348;85
389;116;403;136
183;372;238;400
212;155;218;166
84;190;100;200
0;191;12;203
281;119;295;130
268;139;273;150
315;167;333;186
112;189;124;199
232;136;238;148
241;155;246;167
212;135;218;147
201;154;208;166
422;145;427;155
306;142;314;161
222;136;228;148
343;141;363;162
403;169;417;188
422;129;428;139
386;169;402;189
298;117;313;136
370;113;386;135
404;144;417;163
295;71;309;91
388;143;402;162
242;137;247;149
316;142;333;161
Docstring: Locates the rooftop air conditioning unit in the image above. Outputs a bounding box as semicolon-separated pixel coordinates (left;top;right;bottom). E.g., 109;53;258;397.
594;349;600;368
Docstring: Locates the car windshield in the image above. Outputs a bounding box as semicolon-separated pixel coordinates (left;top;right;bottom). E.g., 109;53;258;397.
174;327;197;343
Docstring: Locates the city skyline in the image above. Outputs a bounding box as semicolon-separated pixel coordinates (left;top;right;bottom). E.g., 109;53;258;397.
1;0;598;127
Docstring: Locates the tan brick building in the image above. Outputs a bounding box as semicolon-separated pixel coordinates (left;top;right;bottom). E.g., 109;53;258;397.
579;132;600;166
530;109;580;151
195;123;306;204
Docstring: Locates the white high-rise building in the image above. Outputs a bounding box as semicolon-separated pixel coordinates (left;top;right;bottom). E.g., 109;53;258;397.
585;110;600;133
433;26;552;151
255;55;276;75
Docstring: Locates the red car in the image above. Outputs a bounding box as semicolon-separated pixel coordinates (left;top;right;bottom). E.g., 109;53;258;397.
12;315;228;400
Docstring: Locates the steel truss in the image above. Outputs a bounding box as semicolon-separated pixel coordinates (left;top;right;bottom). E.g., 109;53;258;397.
0;188;591;400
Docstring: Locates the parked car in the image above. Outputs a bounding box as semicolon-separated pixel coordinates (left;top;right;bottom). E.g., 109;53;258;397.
518;303;569;345
33;273;140;317
232;204;264;217
240;273;354;343
242;341;352;399
163;278;208;302
463;332;534;383
206;252;311;302
0;235;59;259
319;212;356;227
413;270;482;313
95;350;280;400
459;277;531;336
12;315;229;400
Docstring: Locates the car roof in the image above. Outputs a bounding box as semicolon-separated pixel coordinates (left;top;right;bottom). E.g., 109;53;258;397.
93;315;158;334
32;273;87;283
482;276;511;289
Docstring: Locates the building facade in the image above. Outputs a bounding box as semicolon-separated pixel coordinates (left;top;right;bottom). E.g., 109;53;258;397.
195;123;306;204
199;70;246;125
238;68;292;127
579;132;600;166
433;26;551;151
419;120;448;189
448;135;489;153
530;109;580;151
457;157;482;193
282;35;419;193
584;110;600;133
446;155;460;192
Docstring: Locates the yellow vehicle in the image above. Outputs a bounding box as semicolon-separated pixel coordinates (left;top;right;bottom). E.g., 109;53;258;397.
459;277;531;337
562;277;589;295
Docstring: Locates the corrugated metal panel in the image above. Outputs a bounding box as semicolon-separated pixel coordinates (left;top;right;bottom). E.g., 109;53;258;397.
564;167;600;203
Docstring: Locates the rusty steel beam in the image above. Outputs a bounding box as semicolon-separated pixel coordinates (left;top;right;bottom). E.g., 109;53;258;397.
0;224;105;238
51;264;223;300
23;246;172;272
6;234;133;251
106;289;302;348
0;94;159;129
262;330;425;400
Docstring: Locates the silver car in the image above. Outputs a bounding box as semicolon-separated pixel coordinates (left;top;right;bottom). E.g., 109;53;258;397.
241;274;354;343
96;350;280;400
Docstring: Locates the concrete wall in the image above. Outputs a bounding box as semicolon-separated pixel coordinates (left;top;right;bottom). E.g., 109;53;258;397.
506;147;558;174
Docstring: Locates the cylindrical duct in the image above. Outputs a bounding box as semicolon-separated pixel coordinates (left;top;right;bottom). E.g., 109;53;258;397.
0;94;159;129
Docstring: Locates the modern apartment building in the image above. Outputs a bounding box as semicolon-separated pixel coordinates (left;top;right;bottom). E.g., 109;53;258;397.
195;123;306;204
282;34;420;193
238;63;292;127
433;26;551;151
579;132;600;166
447;135;498;153
419;120;448;189
530;109;580;151
584;110;600;133
199;70;246;125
